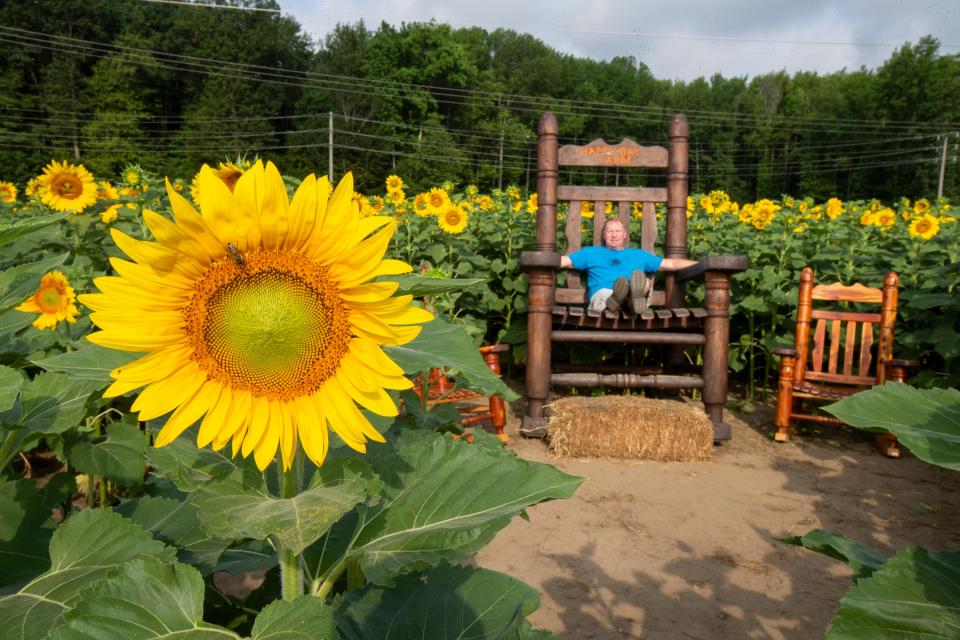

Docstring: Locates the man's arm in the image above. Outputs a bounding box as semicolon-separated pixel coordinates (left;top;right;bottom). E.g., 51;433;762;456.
560;255;573;269
659;257;699;271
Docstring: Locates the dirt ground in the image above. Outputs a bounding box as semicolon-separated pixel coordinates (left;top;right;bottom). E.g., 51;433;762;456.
474;393;960;640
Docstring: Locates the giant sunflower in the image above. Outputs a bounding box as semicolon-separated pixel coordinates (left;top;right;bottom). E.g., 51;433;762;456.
0;181;17;203
17;271;80;330
437;205;468;234
37;160;97;213
81;162;432;470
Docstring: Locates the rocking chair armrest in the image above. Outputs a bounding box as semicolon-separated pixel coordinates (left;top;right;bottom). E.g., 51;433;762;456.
888;358;921;371
772;347;798;358
674;255;750;282
519;250;561;271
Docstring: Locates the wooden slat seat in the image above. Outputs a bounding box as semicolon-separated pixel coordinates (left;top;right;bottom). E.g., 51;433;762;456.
551;305;707;331
519;111;748;442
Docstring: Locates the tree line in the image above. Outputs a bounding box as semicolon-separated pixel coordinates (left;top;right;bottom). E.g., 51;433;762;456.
1;0;958;202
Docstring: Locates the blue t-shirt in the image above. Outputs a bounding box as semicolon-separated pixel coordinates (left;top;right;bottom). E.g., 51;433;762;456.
568;246;663;301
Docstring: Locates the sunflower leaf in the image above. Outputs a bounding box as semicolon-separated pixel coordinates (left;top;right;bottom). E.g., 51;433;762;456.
0;253;69;312
0;509;175;639
781;529;888;581
146;428;238;492
115;495;231;576
827;547;960;639
32;345;142;382
0;365;23;413
825;384;960;471
380;275;484;297
16;372;105;435
334;434;582;586
250;596;339;640
334;566;539;640
66;421;148;487
46;556;242;640
193;458;371;555
385;318;518;400
0;213;69;247
0;477;56;587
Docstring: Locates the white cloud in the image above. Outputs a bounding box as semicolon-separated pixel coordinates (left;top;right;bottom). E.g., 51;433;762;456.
282;0;960;81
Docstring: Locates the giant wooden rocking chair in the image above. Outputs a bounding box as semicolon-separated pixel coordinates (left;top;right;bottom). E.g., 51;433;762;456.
519;112;748;441
773;267;917;456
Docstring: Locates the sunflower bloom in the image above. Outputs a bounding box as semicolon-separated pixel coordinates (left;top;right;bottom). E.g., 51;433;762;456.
914;198;930;215
36;160;97;213
385;175;403;192
386;188;405;205
192;163;245;206
412;193;431;216
0;181;17;203
97;181;122;224
426;187;449;214
80;162;432;470
908;214;940;240
17;271;80;330
438;205;468;234
526;193;538;214
826;197;843;220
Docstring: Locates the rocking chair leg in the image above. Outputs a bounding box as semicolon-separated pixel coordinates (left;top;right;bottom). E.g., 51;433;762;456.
522;270;555;438
874;432;901;458
774;354;797;442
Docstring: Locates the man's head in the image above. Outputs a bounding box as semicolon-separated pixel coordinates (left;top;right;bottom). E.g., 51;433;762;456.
602;219;627;250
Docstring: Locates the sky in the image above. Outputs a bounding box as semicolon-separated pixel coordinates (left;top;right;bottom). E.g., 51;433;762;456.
278;0;960;82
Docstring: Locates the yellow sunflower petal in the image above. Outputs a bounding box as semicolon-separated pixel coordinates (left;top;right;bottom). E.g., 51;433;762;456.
132;366;207;421
197;385;229;448
155;381;220;447
295;396;329;467
242;397;272;458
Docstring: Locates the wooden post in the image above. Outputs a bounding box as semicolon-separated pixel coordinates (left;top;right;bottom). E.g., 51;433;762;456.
522;112;559;437
665;114;689;309
877;271;899;384
792;267;815;384
328;111;334;182
702;270;733;440
774;353;796;441
664;114;689;372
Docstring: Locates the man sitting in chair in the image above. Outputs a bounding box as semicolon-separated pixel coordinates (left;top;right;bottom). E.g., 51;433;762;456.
560;219;698;314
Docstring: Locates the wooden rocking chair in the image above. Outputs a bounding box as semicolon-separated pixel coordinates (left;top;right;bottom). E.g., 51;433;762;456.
519;112;748;441
773;267;917;456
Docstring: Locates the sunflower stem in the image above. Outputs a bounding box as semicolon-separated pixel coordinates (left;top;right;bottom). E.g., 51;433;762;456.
86;473;96;508
277;456;303;600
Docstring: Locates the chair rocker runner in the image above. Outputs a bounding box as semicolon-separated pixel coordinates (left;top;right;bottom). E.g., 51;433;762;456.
773;267;918;457
519;112;748;441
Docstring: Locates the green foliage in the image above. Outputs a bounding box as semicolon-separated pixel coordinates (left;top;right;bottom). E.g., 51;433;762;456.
334;565;542;639
789;383;960;638
825;384;960;470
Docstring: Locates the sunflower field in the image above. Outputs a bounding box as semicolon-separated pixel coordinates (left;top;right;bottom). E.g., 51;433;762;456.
357;176;960;394
0;159;583;639
0;157;957;637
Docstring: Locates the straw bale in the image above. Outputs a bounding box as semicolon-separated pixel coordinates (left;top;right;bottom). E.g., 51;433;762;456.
546;396;712;462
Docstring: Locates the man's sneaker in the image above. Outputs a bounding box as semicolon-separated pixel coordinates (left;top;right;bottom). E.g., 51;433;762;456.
606;276;630;312
630;270;650;314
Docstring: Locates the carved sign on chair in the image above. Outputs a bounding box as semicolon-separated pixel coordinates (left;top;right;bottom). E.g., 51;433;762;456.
519;111;748;441
773;267;918;456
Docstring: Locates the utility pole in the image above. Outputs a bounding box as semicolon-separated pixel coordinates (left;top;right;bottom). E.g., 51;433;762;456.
938;133;949;199
327;112;334;182
498;130;504;190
